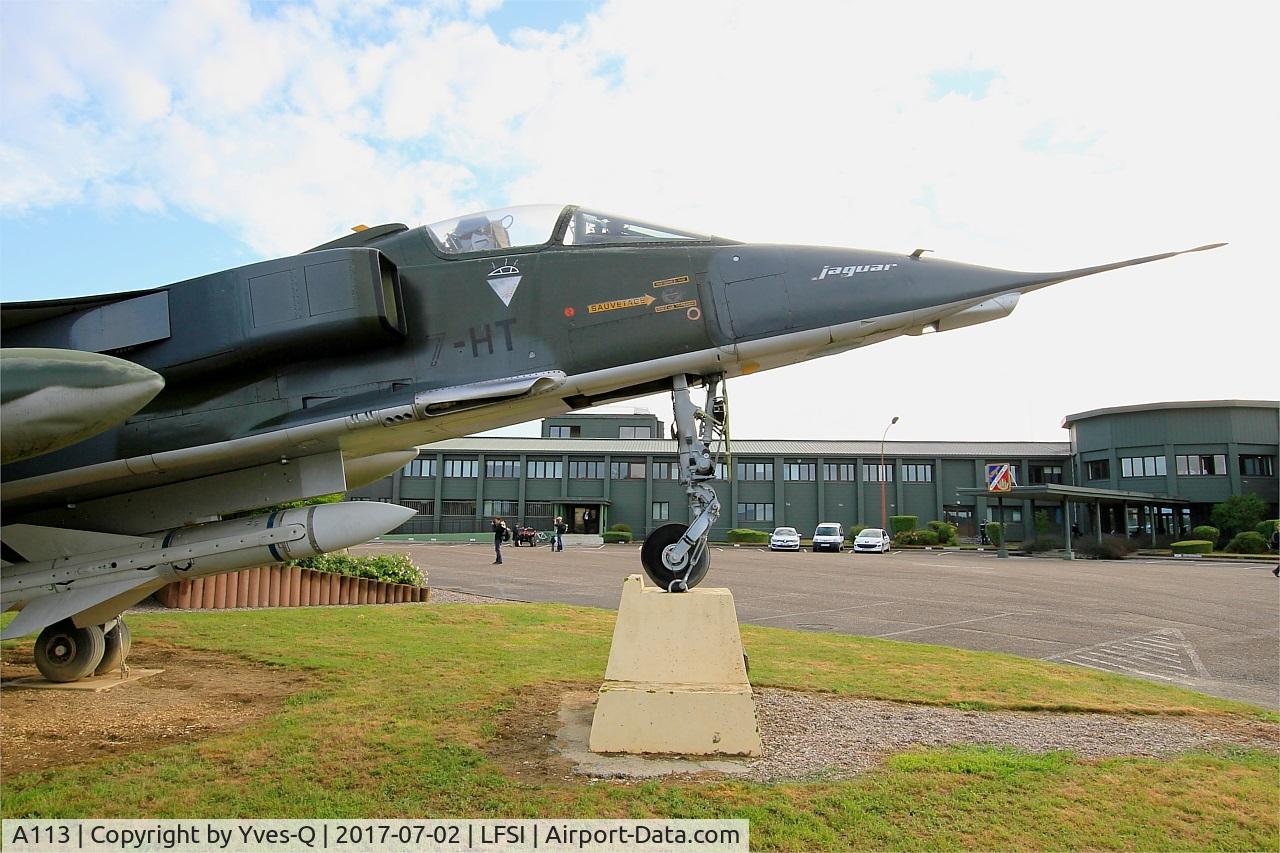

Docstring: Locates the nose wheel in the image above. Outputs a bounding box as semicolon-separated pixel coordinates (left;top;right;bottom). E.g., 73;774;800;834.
641;523;711;591
645;374;726;592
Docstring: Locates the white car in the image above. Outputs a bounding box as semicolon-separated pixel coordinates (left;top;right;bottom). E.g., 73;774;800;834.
811;522;845;552
854;528;892;553
769;527;801;551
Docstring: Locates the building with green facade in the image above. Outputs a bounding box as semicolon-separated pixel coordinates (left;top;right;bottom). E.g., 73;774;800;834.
348;399;1277;543
1063;400;1278;535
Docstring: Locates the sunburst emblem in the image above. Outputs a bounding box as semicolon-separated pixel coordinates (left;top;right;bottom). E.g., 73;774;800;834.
486;260;522;307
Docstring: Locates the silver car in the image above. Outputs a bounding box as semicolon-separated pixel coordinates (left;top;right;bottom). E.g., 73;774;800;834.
854;528;892;553
769;526;801;551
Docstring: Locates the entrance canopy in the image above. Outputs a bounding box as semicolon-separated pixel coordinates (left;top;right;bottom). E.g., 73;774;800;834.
956;484;1189;557
956;484;1188;506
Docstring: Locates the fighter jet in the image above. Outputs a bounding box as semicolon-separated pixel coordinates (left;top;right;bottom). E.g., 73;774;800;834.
1;203;1222;681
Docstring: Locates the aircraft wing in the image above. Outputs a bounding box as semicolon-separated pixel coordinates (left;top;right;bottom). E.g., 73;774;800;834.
2;369;569;534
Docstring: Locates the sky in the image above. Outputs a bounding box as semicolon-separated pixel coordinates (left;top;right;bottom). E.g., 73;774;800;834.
2;0;1276;443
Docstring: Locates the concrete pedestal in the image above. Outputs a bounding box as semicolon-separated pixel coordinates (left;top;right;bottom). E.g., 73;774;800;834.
589;574;762;757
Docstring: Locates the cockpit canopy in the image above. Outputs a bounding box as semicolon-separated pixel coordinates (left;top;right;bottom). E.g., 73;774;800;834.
425;204;714;255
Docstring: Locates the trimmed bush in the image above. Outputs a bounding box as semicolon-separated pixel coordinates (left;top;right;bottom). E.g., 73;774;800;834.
889;515;917;535
1255;519;1279;539
294;552;424;586
1191;525;1220;546
1170;540;1214;555
1021;536;1063;554
608;522;632;533
926;520;958;545
727;528;770;543
1225;531;1267;554
894;529;939;547
1077;538;1132;560
602;531;633;544
984;522;1005;546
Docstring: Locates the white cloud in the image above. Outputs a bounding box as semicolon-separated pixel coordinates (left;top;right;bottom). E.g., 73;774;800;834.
1;0;1275;440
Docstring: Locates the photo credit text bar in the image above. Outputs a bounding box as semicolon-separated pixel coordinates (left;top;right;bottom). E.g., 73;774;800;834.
3;819;749;853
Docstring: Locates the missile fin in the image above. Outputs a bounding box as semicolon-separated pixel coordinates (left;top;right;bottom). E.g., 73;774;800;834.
1;577;150;640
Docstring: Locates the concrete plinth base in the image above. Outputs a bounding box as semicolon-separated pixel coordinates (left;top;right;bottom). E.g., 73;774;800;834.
589;574;762;757
5;668;163;692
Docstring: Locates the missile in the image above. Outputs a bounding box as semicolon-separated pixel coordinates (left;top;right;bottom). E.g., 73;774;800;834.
0;501;415;638
0;348;165;464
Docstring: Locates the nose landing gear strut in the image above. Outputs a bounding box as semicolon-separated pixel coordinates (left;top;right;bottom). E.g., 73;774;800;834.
640;374;726;592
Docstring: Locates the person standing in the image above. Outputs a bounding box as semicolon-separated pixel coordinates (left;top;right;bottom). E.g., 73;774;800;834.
554;516;567;552
492;517;508;564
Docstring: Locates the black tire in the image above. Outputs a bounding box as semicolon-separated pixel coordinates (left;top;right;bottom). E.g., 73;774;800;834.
95;620;132;676
641;523;710;591
34;620;106;683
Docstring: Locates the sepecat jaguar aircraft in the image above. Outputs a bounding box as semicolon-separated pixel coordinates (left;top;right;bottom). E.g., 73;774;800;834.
0;203;1223;681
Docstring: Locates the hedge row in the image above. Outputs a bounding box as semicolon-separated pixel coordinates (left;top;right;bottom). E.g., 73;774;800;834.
1170;540;1213;555
292;552;424;586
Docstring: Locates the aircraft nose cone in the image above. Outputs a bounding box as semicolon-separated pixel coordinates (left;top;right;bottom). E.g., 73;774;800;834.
303;501;417;553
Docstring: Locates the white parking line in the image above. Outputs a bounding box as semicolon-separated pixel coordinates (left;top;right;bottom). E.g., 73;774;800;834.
873;611;1023;638
747;600;898;623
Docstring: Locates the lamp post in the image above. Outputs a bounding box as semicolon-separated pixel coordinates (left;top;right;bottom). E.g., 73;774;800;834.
880;416;899;531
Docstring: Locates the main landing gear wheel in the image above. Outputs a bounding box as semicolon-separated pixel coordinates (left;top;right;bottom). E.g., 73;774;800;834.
34;620;106;683
95;620;132;676
641;523;710;592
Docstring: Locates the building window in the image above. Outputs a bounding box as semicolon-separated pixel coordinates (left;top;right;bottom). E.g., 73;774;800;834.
568;460;604;479
1029;464;1063;484
863;463;893;482
525;501;555;523
715;462;728;480
401;499;434;516
401;458;437;478
547;425;580;438
1175;454;1227;476
737;502;774;522
1085;459;1110;480
1120;456;1166;478
482;500;518;517
441;500;476;516
610;461;647;480
901;463;933;483
619;425;653;439
652;461;682;480
652;501;670;520
737;461;774;481
1239;455;1275;477
526;459;563;479
783;463;816;481
443;459;478;478
823;463;857;481
485;459;520;478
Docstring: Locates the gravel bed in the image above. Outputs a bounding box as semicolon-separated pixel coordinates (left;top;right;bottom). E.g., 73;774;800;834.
426;588;511;604
746;688;1279;781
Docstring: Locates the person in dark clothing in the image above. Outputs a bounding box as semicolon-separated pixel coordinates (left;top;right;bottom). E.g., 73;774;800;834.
1270;527;1278;576
492;518;508;564
554;516;567;552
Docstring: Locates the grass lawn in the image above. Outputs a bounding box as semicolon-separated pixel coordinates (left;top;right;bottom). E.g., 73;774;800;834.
2;603;1276;851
